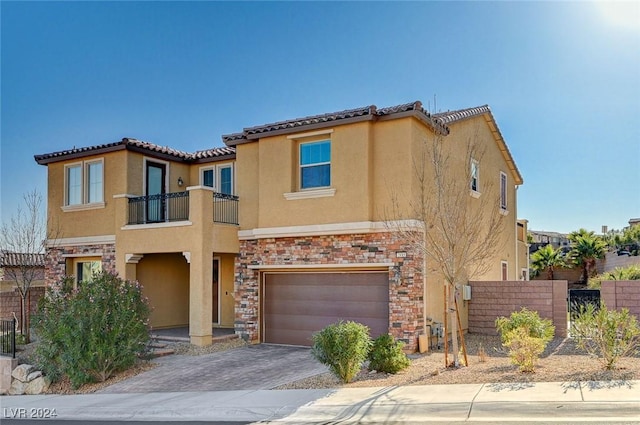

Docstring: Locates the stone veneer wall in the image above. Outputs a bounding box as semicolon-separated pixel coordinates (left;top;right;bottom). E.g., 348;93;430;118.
235;232;424;350
468;280;568;337
45;243;117;286
601;280;640;319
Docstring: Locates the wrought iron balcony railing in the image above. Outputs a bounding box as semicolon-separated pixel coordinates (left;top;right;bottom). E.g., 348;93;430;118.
128;192;189;225
213;192;239;225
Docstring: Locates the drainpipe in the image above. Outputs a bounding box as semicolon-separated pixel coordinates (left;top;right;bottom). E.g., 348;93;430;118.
515;185;519;280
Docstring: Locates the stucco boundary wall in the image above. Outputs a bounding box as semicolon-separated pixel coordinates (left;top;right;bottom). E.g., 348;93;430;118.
601;280;640;319
0;287;45;320
468;280;568;337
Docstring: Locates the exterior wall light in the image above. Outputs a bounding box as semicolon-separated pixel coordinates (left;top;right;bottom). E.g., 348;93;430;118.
177;177;184;187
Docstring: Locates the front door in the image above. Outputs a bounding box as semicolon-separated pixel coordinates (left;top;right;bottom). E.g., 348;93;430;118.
212;258;220;324
146;161;166;222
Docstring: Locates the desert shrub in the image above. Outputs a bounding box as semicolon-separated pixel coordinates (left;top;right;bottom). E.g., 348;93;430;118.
33;272;151;389
571;303;640;370
495;308;555;373
368;334;410;374
501;327;546;372
588;265;640;289
311;321;371;383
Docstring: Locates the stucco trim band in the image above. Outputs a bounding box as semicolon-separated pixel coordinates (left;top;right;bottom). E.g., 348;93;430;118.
47;235;116;247
238;220;423;240
121;221;192;230
247;262;395;270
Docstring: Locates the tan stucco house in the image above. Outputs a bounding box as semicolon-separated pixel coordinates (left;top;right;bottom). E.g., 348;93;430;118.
35;100;525;351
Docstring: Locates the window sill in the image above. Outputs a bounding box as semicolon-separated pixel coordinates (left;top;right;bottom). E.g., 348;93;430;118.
61;202;106;212
500;208;509;216
283;188;336;200
470;190;481;199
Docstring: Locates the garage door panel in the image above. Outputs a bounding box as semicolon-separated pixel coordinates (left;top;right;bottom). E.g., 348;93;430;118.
264;299;389;317
263;272;389;346
267;280;389;301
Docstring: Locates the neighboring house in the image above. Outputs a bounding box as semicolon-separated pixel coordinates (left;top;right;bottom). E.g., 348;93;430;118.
529;230;570;254
0;251;45;292
0;251;45;321
35;100;525;351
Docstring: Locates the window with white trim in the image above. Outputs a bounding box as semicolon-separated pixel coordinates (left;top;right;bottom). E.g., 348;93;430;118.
470;159;479;193
219;165;233;195
501;261;508;281
201;167;215;188
200;164;234;194
300;140;330;189
64;159;104;206
500;171;507;211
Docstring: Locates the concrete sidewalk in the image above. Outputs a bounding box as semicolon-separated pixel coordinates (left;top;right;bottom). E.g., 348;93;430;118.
2;380;639;423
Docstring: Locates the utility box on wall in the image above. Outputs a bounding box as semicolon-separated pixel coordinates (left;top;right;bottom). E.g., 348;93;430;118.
462;285;472;301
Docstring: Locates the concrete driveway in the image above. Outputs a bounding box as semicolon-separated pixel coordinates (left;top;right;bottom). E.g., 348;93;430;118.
98;344;328;393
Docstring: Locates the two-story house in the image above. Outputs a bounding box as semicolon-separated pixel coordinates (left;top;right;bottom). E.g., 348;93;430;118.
35;140;239;346
36;100;524;351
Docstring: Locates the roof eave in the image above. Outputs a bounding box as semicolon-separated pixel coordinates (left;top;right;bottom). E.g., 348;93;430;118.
34;144;127;165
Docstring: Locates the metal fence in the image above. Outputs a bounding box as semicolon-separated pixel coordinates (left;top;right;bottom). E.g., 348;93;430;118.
213;193;239;225
0;318;17;358
128;192;190;225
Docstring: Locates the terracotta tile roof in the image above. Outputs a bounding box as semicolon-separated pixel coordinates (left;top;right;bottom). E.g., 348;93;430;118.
433;105;491;124
222;101;450;144
35;138;235;165
435;105;523;185
0;252;45;268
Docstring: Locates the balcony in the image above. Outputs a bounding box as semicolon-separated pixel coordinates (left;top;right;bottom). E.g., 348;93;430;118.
128;192;189;225
127;191;239;226
213;193;239;225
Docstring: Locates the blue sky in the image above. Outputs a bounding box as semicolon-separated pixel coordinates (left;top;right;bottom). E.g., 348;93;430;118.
1;1;639;234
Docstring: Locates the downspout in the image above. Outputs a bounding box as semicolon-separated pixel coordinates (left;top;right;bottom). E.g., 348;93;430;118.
515;185;520;280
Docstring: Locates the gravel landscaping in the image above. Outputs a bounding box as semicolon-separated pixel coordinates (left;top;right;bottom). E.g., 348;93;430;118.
14;333;639;394
275;334;640;390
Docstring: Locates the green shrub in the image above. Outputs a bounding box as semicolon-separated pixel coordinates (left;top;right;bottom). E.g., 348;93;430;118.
588;265;640;289
571;303;640;370
33;272;151;389
502;327;546;372
368;334;410;374
495;308;555;373
311;321;371;383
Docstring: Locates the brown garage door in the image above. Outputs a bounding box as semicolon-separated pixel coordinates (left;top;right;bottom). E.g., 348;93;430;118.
263;272;389;346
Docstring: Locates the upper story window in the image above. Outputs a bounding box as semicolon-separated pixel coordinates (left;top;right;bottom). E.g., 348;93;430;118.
200;163;234;195
500;171;507;211
64;159;104;207
300;140;330;189
470;159;479;193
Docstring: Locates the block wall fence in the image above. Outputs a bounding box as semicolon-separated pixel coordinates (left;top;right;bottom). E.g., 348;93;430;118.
0;287;45;320
601;280;640;319
468;280;568;337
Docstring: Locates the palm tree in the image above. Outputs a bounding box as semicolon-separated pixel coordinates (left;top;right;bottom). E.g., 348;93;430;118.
531;244;565;280
568;230;607;284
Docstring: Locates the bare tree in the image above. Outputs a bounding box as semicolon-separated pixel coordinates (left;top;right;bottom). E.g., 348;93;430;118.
386;125;507;367
1;190;55;343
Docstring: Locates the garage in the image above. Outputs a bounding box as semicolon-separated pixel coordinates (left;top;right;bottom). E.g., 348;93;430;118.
262;271;390;346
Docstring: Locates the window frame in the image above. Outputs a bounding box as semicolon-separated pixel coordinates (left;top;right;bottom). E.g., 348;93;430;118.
470;158;480;195
63;158;105;209
199;163;234;195
500;171;508;211
65;162;83;206
501;261;508;281
74;258;102;285
85;159;104;204
218;164;234;195
299;139;331;190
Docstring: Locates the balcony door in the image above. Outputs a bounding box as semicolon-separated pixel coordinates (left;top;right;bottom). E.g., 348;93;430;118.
146;161;166;223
